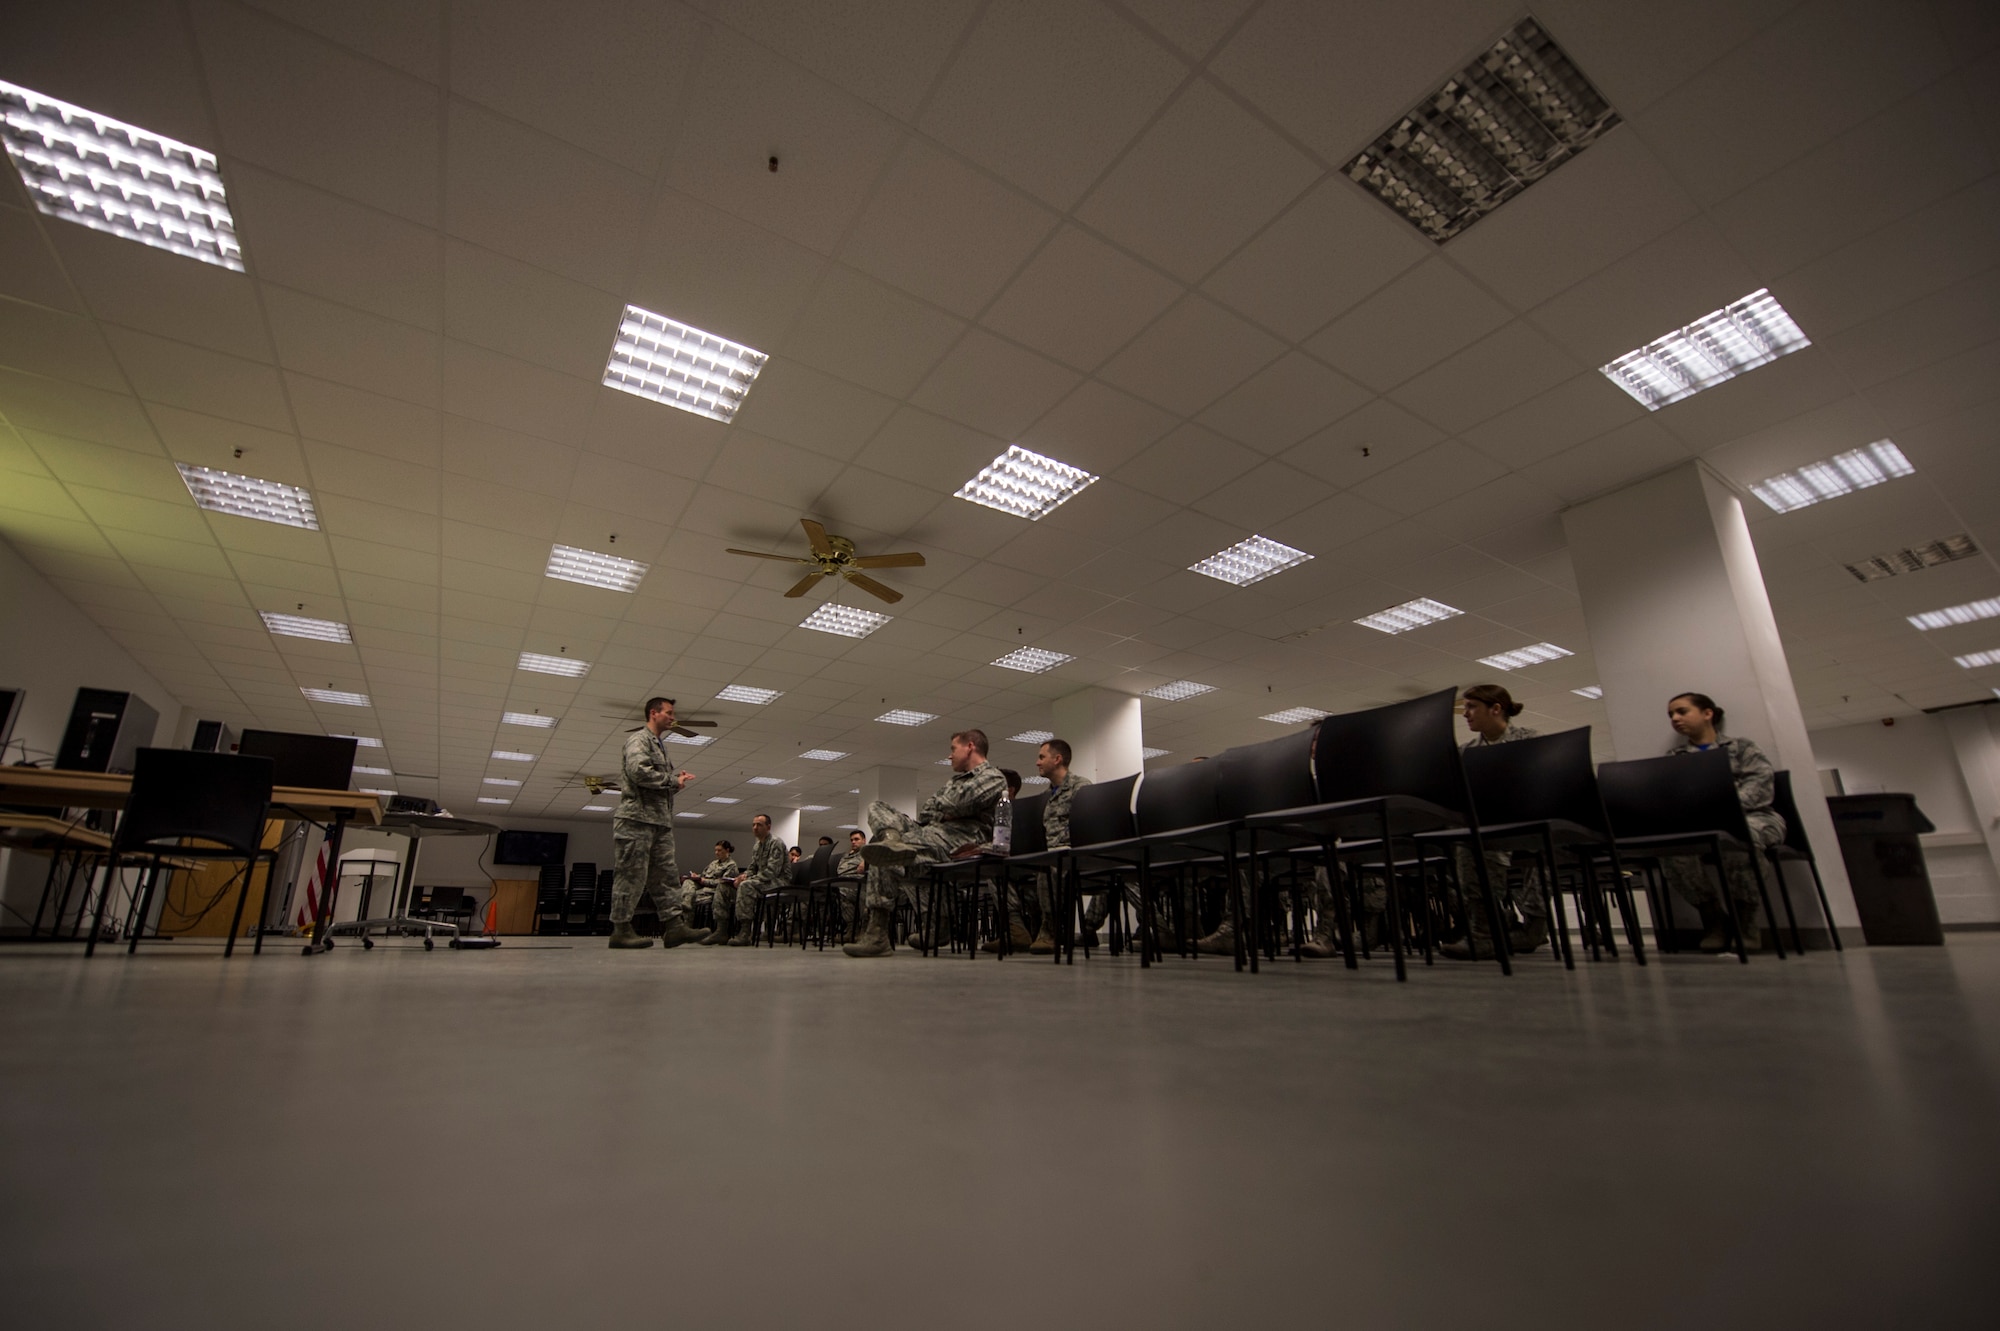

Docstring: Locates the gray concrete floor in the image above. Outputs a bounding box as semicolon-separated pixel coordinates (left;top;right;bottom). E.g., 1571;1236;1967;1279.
3;936;1997;1330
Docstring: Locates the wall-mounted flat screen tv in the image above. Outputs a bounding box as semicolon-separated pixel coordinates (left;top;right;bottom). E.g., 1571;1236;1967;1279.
494;830;568;866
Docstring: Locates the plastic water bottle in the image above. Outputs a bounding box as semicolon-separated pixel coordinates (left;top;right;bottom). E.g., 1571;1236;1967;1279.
992;792;1013;854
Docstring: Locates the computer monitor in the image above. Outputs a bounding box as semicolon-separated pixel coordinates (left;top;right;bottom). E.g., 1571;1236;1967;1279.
237;730;358;791
495;830;568;866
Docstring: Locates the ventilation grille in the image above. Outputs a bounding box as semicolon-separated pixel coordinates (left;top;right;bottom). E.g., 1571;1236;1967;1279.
1844;535;1978;583
1343;18;1619;243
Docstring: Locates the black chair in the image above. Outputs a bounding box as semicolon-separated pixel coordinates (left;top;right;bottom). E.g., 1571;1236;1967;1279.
1243;688;1509;980
1768;771;1841;953
563;862;597;934
1055;774;1141;960
418;885;477;933
594;868;615;934
762;843;838;947
1596;751;1783;964
1217;726;1333;966
89;749;277;959
1451;727;1646;968
534;863;565;935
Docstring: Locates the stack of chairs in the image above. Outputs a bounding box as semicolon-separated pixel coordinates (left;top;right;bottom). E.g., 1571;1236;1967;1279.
593;868;615;934
534;863;566;935
563;862;597;935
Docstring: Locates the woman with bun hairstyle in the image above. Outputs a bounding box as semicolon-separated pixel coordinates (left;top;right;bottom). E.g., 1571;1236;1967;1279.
1441;684;1548;960
1662;692;1784;953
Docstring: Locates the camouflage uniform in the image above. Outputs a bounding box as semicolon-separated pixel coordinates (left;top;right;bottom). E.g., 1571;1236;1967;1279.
717;834;787;935
1660;734;1784;913
862;762;1006;923
680;855;739;914
1043;771;1089;848
1454;724;1545;934
610;728;689;926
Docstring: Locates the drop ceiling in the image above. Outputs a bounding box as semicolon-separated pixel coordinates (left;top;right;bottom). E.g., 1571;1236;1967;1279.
0;0;1996;835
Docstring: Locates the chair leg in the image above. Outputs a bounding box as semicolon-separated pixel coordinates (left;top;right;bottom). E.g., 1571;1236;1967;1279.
1323;839;1357;970
1709;838;1749;965
1379;811;1407;982
224;858;257;958
128;859;164;954
1805;857;1843;951
1748;847;1786;960
1541;832;1574;971
1464;826;1511;977
1770;851;1805;954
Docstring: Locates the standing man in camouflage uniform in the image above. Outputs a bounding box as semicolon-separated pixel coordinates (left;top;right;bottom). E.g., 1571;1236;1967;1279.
844;729;1005;958
712;814;787;946
1660;691;1784;953
685;840;738;937
1031;738;1088;956
1441;684;1544;961
609;696;707;949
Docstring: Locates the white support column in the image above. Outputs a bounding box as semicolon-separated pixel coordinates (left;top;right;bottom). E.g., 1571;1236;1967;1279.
1939;705;2000;890
857;765;918;830
769;809;801;855
1051;688;1144;785
1561;460;1858;938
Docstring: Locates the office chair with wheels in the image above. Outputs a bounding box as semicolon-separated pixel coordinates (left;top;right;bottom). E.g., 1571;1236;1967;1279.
90;749;277;959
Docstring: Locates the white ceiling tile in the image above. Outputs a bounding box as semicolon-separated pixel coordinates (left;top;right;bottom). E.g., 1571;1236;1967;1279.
668;26;904;255
1209;0;1521;161
781;266;966;397
1097;294;1285;416
1519;419;1690;505
1523;218;1760;368
628;191;827;356
1304;258;1512;394
0;300;127;392
449;0;698;173
919;0;1187;211
100;326;292;431
262;285;440;406
189;0;441;224
726;358;897;464
239;0;443;82
1190;459;1334;530
0;204;83;315
690;0;980;122
442;241;624;380
908;330;1081;439
1351;439;1508;517
285;374;440;466
837;138;1058;318
1529;0;1794;115
1387;322;1582;436
582;384;729;481
1198;352;1371;455
1015;380;1177;480
229;166;441;330
0;369;156;451
440;416;576;495
704;429;847;512
64;486;209;542
444;101;653;292
440;342;597;445
1119;0;1258;60
47;223;271;361
1077;79;1321;283
981;226;1184;373
1460;372;1647;470
1111;422;1261;505
852;406;999;495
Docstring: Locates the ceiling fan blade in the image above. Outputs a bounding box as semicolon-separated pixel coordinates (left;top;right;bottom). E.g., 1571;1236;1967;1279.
800;518;835;558
850;551;926;569
676;719;717;728
726;548;816;564
785;570;828;598
844;570;903;604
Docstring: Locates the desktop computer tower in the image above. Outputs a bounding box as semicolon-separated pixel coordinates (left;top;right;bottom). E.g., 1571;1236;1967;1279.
55;688;160;774
190;719;237;754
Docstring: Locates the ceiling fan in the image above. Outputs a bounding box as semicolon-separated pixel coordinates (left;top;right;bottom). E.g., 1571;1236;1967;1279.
594;700;719;739
562;772;620;797
726;518;925;604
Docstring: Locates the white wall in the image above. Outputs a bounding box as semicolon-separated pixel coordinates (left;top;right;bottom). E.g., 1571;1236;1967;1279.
0;537;183;927
1809;711;2000;925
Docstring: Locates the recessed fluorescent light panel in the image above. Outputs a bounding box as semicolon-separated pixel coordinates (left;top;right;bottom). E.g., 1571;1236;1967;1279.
1355;598;1463;635
1190;535;1313;587
491;750;536;762
517;652;588;677
483;778;521;787
332;734;381;748
677;811;706;818
602;305;767;423
800;604;892;638
477;797;511;806
954;445;1098;521
1572;686;1604;700
1144;681;1216;702
1910;598;2000;632
353;765;392;776
546;544;648;592
1601;289;1811;411
876;709;937;726
0;79;243;270
667;733;712;746
501;712;555;728
708;796;741;804
178;464;319;530
800;749;847;762
1845;534;1977;583
745;776;786;786
582;804;614;813
1478;642;1574;671
801;804;832;812
260;612;351;644
1749;440;1915;514
716;684;782;705
1007;730;1055;745
301;688;368;707
1341;18;1619;244
1262;707;1329;726
992;647;1073;674
1141;748;1171;760
1953;650;2000;669
359;788;397;797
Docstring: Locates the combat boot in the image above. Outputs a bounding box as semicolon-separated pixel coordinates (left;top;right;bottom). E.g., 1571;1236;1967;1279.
1028;924;1057;955
1440;917;1495;961
727;918;757;946
1508;914;1549;954
860;834;920;867
658;918;707;948
700;913;729;944
1299;913;1342;959
1194;920;1236;956
1696;907;1733;953
608;921;653;949
980;919;1035;953
843;905;895;958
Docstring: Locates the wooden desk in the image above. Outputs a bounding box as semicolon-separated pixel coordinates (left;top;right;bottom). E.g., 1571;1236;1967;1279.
0;812;114;853
0;766;381;955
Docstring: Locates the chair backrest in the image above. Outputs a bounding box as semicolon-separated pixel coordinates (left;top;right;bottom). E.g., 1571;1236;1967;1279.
429;885;465;910
1312;687;1469;816
1010;791;1048;855
1597;750;1749;841
1214;726;1317;819
1134;759;1220;836
812;842;834;876
1771;770;1814;855
1461;727;1607;835
114;749;274;857
1068;773;1138;848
